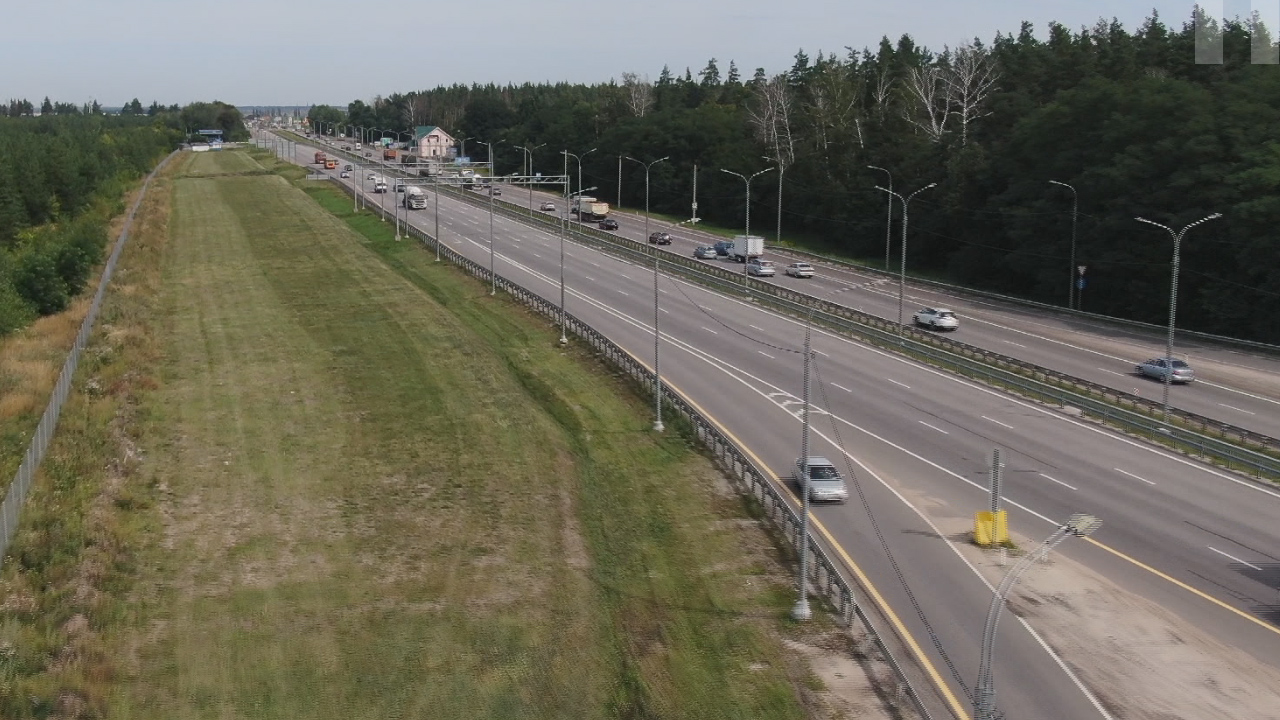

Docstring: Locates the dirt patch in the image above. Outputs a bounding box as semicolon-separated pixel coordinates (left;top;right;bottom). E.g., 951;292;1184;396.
953;527;1280;720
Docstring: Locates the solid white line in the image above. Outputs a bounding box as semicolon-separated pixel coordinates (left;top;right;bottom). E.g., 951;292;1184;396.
1217;403;1256;415
919;421;949;435
982;415;1014;429
1207;546;1262;571
1039;473;1078;491
1114;467;1156;485
759;351;775;359
887;378;910;389
831;383;852;393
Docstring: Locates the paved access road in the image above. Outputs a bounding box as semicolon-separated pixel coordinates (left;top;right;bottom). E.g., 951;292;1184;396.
267;134;1280;720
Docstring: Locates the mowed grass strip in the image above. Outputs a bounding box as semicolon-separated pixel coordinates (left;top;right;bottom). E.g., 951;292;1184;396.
104;151;806;719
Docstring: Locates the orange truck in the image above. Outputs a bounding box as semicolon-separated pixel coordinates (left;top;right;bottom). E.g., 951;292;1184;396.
324;159;338;169
383;148;397;161
314;151;327;164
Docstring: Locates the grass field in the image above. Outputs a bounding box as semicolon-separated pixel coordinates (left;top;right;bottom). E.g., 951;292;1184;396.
0;148;826;719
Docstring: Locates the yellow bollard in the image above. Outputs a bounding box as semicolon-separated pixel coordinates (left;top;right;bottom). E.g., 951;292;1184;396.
974;510;1009;546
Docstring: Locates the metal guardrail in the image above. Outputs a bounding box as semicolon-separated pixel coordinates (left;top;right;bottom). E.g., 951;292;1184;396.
418;181;1280;482
0;151;177;567
774;244;1280;357
316;174;937;720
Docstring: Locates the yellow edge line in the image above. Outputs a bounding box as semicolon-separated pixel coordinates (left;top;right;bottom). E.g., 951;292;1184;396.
1083;536;1280;635
651;370;972;720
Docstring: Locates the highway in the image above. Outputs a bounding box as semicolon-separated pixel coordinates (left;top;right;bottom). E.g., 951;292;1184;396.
404;159;1280;440
262;133;1280;719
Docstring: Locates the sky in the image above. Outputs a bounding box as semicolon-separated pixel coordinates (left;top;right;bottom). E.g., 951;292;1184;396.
1;0;1267;108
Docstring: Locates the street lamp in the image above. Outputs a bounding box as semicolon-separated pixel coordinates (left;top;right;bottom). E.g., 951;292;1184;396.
625;155;669;249
647;216;699;432
515;143;546;215
975;514;1102;720
476;139;501;295
1049;180;1079;310
1135;213;1221;423
720;166;775;283
765;156;786;246
868;165;893;271
561;148;597;223
793;311;815;621
875;182;937;334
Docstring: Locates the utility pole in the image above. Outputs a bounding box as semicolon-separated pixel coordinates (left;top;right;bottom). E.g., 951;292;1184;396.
793;312;814;622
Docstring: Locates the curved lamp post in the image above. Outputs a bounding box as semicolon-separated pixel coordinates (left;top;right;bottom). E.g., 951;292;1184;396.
561;148;597;224
1049;180;1079;310
720;167;774;285
868;165;893;271
875;182;937;335
624;155;669;250
475;139;501;295
647;216;699;432
975;514;1102;720
1134;213;1222;423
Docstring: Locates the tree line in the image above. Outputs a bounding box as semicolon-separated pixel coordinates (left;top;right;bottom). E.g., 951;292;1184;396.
0;101;248;337
312;10;1280;343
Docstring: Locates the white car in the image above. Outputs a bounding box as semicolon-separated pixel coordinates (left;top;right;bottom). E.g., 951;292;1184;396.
794;457;848;503
785;262;814;278
539;201;556;212
746;259;777;277
913;307;959;330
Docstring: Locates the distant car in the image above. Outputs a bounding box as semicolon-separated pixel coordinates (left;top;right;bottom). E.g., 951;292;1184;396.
785;262;815;278
339;171;350;178
648;231;673;245
693;245;717;259
598;218;619;230
1136;357;1195;383
913;307;959;330
489;187;501;196
364;151;372;157
367;172;377;180
794;457;848;503
539;201;557;212
714;240;732;256
746;259;777;277
344;164;353;171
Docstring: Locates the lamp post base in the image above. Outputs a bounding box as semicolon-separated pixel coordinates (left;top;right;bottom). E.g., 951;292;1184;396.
791;597;812;621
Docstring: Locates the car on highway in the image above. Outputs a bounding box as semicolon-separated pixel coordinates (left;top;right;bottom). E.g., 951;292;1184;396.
693;245;717;259
489;187;501;196
913;307;959;330
1136;357;1195;383
714;240;732;256
785;262;815;278
599;218;619;230
364;151;372;157
539;201;556;212
648;231;673;245
367;172;377;180
746;259;777;277
339;171;350;178
344;164;353;171
794;457;848;503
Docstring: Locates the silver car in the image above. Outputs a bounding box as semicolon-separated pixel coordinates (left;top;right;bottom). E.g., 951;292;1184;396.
1136;358;1195;383
747;259;777;277
794;457;849;503
693;245;717;259
785;262;814;278
913;307;959;330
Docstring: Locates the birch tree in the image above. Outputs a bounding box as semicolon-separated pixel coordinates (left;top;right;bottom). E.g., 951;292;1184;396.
944;42;1000;145
903;62;950;142
621;72;655;117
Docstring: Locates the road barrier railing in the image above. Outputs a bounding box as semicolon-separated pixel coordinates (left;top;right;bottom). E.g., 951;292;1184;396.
1;151;177;568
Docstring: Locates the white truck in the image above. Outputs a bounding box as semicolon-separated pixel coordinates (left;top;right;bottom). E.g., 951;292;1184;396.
372;176;388;193
403;186;426;209
571;196;610;222
729;235;765;262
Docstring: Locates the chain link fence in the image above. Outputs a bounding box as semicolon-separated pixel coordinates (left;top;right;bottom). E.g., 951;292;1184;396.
0;151;176;567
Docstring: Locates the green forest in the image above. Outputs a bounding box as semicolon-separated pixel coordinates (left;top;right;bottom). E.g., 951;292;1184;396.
313;10;1280;343
0;102;245;338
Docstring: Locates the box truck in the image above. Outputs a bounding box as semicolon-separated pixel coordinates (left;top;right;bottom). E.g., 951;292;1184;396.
729;235;764;262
